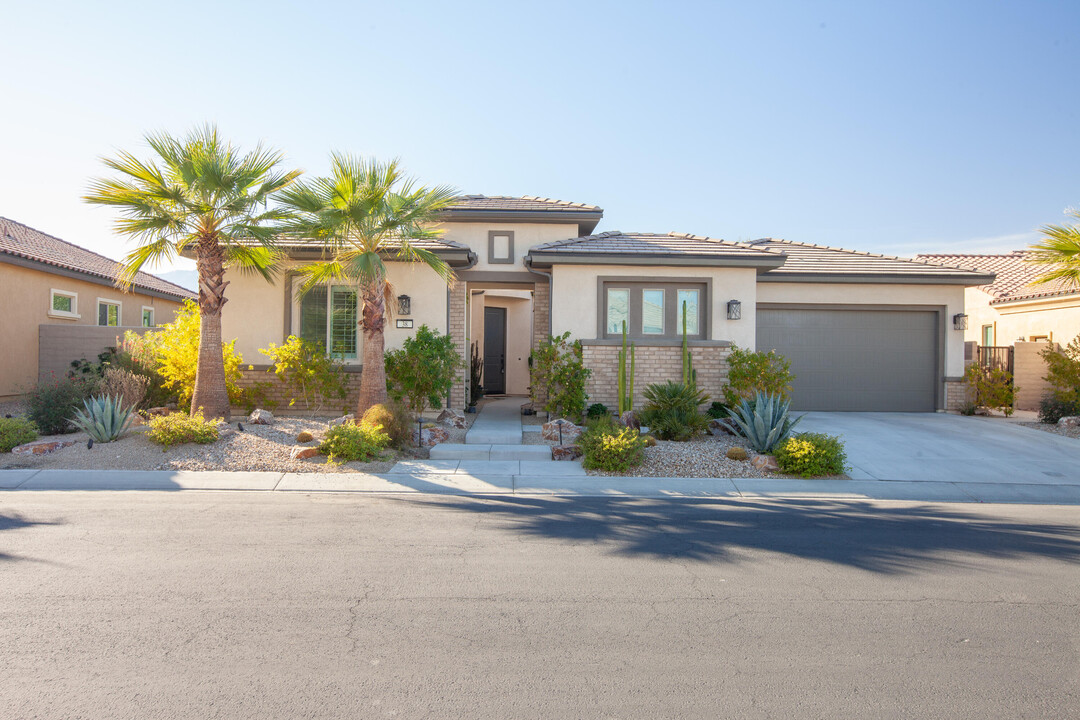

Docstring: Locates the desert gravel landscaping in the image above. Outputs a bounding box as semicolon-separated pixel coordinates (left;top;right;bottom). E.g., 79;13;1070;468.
1019;421;1080;440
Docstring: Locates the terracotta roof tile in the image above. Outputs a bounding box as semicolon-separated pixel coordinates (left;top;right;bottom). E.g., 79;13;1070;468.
915;250;1079;303
0;217;196;300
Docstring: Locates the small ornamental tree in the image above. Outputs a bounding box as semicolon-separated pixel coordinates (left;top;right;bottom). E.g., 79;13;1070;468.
530;332;591;423
1041;334;1080;406
384;325;463;418
964;363;1017;417
260;336;349;417
723;345;795;407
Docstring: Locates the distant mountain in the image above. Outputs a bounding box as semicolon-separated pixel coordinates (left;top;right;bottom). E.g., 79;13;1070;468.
158;269;198;292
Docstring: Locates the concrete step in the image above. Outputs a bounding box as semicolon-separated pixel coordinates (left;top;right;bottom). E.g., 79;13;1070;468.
385;458;586;477
430;444;553;461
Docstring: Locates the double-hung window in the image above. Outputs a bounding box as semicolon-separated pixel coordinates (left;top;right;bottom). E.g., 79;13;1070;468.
142;307;155;327
602;281;707;340
299;286;359;359
97;300;121;327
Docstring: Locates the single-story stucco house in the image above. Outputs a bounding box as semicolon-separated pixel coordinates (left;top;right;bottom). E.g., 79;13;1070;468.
222;196;993;413
0;216;195;401
916;250;1080;348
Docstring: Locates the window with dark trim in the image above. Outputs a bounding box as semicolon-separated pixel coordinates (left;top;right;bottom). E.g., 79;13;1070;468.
488;231;514;264
601;281;707;339
299;285;359;359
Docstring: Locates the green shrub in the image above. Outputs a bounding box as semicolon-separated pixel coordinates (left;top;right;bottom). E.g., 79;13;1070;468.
775;433;847;478
1038;394;1080;424
385;325;463;417
360;401;412;449
319;421;390;462
260;336;348;416
586;403;610;419
1041;335;1080;398
579;418;647;472
723;345;795;406
727;391;802;453
529;332;591;423
0;417;37;452
26;375;95;435
706;402;729;419
639;381;709;441
147;411;220;448
71;394;135;443
964;363;1016;416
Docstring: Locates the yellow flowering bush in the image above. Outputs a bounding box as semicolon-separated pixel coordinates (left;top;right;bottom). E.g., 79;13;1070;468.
579;417;647;472
774;432;847;478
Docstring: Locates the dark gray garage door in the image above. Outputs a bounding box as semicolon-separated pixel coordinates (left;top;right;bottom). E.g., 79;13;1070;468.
756;308;938;412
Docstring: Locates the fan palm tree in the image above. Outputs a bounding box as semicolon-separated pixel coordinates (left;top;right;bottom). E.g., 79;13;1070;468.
1029;208;1080;289
84;125;301;420
276;154;458;416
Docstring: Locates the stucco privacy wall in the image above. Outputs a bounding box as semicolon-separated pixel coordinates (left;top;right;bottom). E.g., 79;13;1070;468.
550;265;760;346
0;263;182;399
1013;340;1057;411
220;261;449;364
755;282;969;378
441;222;580;271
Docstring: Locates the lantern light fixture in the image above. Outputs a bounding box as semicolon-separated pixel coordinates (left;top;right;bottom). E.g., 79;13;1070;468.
727;300;742;320
398;295;411;316
953;313;968;330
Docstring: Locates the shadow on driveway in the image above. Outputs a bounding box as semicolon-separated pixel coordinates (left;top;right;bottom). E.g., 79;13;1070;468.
0;511;64;564
410;495;1080;573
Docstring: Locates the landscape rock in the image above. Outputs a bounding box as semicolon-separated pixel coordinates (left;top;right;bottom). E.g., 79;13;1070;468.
542;418;582;443
751;454;780;472
437;408;468;429
248;409;274;425
12;439;77;456
708;418;736;436
551;444;583;461
412;426;450;447
1058;416;1080;428
290;446;320;460
147;406;170;417
726;446;749;461
329;414;354;428
215;421;235;438
619;411;640;431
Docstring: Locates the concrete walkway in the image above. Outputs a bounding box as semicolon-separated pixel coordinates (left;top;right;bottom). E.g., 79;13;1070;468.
3;468;1080;504
465;397;524;445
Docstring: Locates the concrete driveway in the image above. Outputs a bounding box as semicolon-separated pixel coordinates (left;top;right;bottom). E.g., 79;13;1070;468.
798;412;1080;488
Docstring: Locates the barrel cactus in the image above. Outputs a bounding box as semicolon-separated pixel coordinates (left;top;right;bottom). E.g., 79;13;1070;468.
727;391;802;453
71;394;135;443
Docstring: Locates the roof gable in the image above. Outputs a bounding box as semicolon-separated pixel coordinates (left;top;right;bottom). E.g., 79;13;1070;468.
527;231;785;268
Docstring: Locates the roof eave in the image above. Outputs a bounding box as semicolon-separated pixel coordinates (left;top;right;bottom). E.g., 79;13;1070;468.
525;251;786;270
758;271;996;286
439;209;603;236
0;251;195;301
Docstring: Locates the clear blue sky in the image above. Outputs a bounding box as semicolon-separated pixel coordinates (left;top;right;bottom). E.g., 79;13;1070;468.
2;0;1077;275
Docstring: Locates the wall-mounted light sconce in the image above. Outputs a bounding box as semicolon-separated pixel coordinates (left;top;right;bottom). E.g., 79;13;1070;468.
398;295;411;316
953;313;968;330
727;300;742;320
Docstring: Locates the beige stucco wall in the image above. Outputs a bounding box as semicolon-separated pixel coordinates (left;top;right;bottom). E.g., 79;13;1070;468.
440;221;580;272
963;287;1080;347
467;291;532;396
220;260;451;365
0;262;184;399
755;281;969;378
549;264;759;346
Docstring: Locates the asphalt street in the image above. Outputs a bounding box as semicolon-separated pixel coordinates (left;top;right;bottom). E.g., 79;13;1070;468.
2;491;1079;718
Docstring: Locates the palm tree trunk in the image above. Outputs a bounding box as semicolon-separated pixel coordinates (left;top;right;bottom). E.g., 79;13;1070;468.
357;276;389;416
191;238;232;421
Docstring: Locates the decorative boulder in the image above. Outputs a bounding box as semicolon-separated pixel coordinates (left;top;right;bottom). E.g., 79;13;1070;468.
12;439;77;456
437;408;468;429
551;444;583;461
248;409;274;425
619;411;640;431
726;446;749;461
413;426;450;447
542;418;582;443
290;446;320;460
329;414;354;428
1058;416;1080;428
709;418;736;436
751;455;780;472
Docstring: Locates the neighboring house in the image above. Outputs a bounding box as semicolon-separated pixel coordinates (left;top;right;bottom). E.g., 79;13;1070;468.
0;217;196;400
915;250;1080;348
221;196;991;413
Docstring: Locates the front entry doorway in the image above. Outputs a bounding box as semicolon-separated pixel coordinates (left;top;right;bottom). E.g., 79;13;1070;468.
483;307;507;394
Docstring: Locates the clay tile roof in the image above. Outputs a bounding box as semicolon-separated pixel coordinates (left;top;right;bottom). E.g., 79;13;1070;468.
915;250;1080;303
448;195;602;212
753;238;993;280
0;216;196;300
530;231;784;258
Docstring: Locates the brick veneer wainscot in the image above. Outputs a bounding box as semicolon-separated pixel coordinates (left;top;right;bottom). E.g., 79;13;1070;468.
582;343;731;409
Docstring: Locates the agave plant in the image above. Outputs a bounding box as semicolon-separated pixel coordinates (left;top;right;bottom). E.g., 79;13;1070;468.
71;394;135;443
727;391;802;453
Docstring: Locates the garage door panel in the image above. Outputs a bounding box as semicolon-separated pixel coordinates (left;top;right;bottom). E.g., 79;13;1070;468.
756;308;937;412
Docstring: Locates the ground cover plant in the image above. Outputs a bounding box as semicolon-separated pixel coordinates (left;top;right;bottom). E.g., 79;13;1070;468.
578;415;647;472
319;421;390;462
147;411;220;448
0;417;37;452
775;432;847;477
723;345;794;406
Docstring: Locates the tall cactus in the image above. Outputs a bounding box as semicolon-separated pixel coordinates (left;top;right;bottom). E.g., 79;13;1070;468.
617;320;636;414
681;300;696;386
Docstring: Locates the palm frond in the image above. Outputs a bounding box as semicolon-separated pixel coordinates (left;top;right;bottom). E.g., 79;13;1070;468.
1028;214;1080;288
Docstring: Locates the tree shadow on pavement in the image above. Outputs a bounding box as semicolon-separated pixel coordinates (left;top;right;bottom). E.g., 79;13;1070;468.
0;512;63;564
409;495;1080;573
